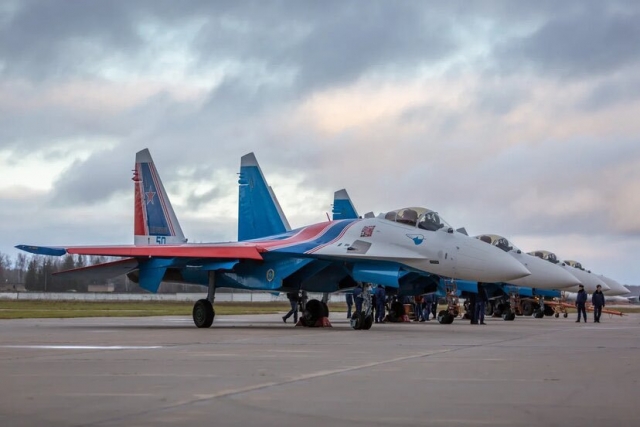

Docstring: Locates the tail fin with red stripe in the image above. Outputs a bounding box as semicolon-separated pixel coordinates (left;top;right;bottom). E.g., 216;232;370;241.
133;149;186;246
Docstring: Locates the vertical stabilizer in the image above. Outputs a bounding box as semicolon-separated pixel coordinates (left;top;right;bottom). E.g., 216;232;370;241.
133;149;187;245
332;189;359;220
238;153;291;241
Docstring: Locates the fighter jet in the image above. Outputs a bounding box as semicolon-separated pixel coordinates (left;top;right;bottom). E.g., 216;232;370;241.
474;235;581;291
17;149;529;329
528;252;609;293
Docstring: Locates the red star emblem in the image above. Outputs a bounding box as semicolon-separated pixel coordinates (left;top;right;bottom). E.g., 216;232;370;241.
145;187;156;205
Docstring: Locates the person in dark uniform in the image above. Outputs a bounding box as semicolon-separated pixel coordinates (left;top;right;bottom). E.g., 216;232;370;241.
468;293;477;324
345;293;354;319
353;284;363;315
474;284;488;325
575;284;587;322
591;284;606;323
375;285;386;323
282;291;298;323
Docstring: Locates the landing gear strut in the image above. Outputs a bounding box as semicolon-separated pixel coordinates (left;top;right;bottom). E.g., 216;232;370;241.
193;272;216;328
438;279;459;324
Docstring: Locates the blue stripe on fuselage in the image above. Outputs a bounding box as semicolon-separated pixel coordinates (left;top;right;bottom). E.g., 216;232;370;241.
270;219;358;254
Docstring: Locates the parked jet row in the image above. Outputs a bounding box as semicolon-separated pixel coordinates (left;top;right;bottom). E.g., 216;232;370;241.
249;158;629;324
17;149;530;329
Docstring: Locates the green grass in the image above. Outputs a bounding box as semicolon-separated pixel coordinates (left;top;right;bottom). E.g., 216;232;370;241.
0;300;347;319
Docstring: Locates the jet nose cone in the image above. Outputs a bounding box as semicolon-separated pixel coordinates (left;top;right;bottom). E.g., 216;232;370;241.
490;251;531;282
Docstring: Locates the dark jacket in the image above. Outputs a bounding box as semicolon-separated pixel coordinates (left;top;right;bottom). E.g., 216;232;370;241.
576;289;587;305
375;286;386;301
591;290;605;307
477;285;489;302
286;292;297;302
345;293;353;305
353;286;363;300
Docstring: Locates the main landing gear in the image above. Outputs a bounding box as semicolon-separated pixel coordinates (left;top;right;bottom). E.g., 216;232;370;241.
193;272;216;328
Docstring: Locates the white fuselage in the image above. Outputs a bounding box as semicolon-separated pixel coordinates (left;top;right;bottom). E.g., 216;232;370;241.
506;252;582;290
561;266;609;293
597;275;630;296
314;218;531;283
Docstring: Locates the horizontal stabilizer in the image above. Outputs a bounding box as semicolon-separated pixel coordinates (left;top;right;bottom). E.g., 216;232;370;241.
15;245;66;256
53;258;139;280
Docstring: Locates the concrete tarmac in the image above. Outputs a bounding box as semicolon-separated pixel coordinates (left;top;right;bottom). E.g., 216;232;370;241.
1;312;639;427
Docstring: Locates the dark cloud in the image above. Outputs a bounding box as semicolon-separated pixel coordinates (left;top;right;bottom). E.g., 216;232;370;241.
494;3;640;79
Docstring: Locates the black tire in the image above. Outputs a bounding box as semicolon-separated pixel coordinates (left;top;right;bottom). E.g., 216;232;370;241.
444;313;455;324
554;313;559;318
522;301;534;317
543;305;555;317
437;310;448;324
363;314;374;330
389;301;405;321
303;299;324;325
351;311;364;330
534;309;544;319
486;302;494;316
193;299;214;328
563;313;568;318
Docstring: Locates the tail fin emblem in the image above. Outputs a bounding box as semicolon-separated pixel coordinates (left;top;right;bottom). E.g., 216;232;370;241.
145;187;156;205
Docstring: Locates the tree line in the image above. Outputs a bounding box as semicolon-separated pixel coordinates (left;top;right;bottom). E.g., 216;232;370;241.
0;252;134;292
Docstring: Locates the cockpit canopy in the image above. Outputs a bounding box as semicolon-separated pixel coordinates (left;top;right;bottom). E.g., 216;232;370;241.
564;260;584;270
381;207;452;232
529;250;559;264
475;234;519;253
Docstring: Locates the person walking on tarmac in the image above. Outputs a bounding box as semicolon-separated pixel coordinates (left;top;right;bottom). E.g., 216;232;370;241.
591;284;606;323
374;285;386;323
282;291;298;323
345;293;354;319
575;284;588;323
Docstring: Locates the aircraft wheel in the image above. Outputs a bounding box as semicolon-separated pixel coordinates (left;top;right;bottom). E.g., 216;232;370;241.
444;313;455;324
437;310;448;324
485;303;494;316
522;302;534;316
303;299;324;325
543;306;555;317
193;299;214;328
554;313;559;318
534;309;544;319
351;311;364;330
462;312;471;320
363;314;374;330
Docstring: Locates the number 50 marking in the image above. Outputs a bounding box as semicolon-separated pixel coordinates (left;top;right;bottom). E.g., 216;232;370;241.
156;236;167;244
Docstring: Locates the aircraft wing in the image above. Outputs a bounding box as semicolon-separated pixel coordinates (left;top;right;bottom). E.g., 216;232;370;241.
15;243;265;260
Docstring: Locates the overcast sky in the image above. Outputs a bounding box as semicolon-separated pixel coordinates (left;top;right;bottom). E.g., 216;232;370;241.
1;1;639;285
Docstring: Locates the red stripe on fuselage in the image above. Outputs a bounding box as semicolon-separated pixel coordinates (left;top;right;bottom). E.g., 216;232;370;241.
306;220;357;254
253;222;336;251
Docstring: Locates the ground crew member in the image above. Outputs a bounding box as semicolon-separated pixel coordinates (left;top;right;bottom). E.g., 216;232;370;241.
575;284;587;323
413;294;423;321
282;291;298;323
345;293;353;319
474;284;488;325
353;284;363;315
375;285;386;323
591;284;606;323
